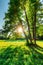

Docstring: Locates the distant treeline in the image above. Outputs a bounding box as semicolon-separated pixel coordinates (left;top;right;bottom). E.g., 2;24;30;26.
0;36;9;40
0;35;43;40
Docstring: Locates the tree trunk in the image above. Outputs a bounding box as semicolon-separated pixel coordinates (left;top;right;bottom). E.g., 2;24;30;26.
18;17;29;44
24;6;33;44
33;7;36;44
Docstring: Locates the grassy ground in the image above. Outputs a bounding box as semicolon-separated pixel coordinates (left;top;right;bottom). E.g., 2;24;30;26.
0;40;43;65
0;40;43;48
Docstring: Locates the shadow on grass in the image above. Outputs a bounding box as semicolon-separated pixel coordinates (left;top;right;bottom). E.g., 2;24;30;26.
0;46;29;65
29;44;43;52
28;44;43;65
0;44;43;65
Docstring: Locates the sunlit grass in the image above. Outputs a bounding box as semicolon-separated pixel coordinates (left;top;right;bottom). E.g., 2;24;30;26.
0;40;43;65
36;41;43;48
0;40;25;48
0;40;43;54
0;40;43;48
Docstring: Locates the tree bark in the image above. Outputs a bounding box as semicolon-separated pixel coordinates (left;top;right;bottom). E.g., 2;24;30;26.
33;7;36;44
18;16;29;44
24;6;33;44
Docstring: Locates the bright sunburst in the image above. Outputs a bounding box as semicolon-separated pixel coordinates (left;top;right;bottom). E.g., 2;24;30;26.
17;27;23;33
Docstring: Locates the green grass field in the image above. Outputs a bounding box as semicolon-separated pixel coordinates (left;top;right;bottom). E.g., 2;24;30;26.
0;40;43;65
0;40;43;48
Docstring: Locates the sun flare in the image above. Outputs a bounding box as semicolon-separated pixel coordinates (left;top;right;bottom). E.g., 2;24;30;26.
17;27;23;33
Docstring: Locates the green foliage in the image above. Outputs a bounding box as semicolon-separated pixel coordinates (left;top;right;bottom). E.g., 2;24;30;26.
3;0;43;44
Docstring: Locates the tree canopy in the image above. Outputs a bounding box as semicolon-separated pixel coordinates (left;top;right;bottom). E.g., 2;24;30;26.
2;0;43;45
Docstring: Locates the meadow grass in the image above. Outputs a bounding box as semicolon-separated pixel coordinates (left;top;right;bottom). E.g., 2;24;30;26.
0;40;43;48
0;40;43;54
0;40;43;65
